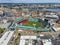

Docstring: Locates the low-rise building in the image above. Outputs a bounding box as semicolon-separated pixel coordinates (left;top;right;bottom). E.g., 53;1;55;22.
45;15;59;20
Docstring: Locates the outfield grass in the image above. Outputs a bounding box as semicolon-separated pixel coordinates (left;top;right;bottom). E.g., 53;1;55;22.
23;21;42;28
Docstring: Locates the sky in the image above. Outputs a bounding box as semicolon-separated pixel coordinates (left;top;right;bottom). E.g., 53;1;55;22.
0;0;60;3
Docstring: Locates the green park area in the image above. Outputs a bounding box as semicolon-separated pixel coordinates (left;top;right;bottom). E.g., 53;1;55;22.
0;28;5;38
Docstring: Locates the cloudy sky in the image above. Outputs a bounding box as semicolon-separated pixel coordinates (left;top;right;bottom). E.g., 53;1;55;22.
0;0;60;3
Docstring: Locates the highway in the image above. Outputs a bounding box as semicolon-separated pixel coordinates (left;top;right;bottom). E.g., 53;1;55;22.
0;31;14;45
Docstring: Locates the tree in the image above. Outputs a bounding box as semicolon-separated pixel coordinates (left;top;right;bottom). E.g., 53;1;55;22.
0;28;3;34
